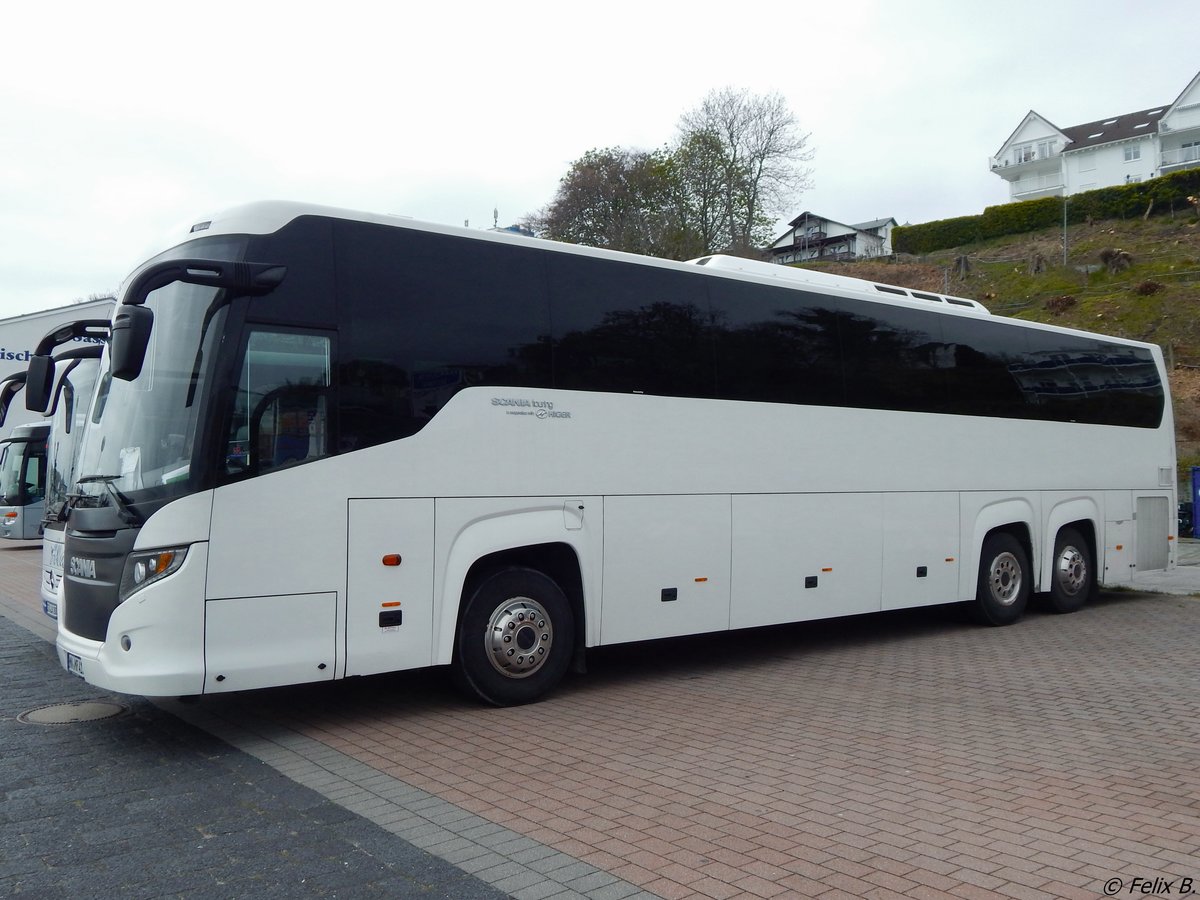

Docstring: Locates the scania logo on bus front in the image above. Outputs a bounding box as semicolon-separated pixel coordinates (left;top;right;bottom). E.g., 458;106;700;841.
69;557;98;579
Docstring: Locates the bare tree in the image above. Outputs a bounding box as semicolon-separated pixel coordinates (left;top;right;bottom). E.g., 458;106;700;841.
678;87;814;255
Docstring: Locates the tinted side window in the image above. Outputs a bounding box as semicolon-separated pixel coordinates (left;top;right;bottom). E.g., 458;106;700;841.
1016;330;1163;427
546;253;713;398
335;223;552;449
708;280;844;407
841;302;951;414
941;314;1031;419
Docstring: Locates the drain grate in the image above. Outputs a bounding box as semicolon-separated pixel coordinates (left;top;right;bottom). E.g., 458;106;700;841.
18;700;128;725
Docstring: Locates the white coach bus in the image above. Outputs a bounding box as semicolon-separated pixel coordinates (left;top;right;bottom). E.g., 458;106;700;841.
53;202;1175;704
39;342;105;618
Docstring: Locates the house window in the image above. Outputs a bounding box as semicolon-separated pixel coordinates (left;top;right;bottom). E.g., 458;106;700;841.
1124;145;1142;162
1015;143;1035;163
1125;174;1142;184
1037;140;1056;158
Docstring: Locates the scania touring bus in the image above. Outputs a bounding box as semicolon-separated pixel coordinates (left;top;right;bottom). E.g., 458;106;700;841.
50;202;1175;704
39;347;104;618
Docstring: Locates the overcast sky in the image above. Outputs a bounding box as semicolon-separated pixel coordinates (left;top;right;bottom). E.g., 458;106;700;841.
2;0;1195;320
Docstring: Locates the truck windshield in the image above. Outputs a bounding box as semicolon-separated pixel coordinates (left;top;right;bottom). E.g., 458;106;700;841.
75;281;228;507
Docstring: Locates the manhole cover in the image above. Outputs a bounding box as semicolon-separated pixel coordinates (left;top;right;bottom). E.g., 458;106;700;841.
18;700;128;725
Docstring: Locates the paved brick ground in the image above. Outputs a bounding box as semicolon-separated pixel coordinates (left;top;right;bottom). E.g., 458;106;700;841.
3;539;1199;899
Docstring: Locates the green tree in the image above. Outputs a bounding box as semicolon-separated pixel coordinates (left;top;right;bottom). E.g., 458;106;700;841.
526;147;682;256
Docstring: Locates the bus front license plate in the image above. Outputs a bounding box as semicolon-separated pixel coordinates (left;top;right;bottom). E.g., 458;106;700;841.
66;653;84;678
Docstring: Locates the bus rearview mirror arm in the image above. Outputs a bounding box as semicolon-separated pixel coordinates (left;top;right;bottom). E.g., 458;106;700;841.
112;259;287;382
25;319;111;414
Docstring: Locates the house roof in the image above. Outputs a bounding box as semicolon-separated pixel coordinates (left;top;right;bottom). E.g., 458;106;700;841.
994;111;1068;158
1163;69;1200;121
854;217;897;231
1060;106;1166;152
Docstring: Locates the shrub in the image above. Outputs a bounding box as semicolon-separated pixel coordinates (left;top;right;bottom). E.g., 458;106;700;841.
1044;295;1077;314
893;170;1200;255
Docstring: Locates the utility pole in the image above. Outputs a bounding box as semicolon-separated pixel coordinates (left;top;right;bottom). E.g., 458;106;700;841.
1062;191;1068;267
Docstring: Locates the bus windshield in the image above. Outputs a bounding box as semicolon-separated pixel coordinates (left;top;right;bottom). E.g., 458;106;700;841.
75;282;228;507
45;359;100;522
0;436;43;506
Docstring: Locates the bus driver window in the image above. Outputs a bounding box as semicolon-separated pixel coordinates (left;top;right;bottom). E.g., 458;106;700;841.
226;330;331;476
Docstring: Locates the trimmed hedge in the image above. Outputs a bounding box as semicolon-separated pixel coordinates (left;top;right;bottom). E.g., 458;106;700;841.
894;168;1200;255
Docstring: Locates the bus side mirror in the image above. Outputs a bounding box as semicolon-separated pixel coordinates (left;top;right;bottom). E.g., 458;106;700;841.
111;305;155;381
24;356;54;413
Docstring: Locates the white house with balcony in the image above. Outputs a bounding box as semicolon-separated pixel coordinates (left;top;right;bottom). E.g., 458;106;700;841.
769;212;897;264
990;69;1200;202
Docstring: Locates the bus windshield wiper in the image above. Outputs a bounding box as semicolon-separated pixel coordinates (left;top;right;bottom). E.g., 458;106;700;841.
75;474;142;525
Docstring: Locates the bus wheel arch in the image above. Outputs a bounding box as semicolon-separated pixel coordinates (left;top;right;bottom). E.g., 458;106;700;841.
452;544;583;706
971;525;1032;626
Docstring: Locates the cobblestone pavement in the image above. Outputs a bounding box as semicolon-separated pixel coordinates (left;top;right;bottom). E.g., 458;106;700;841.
0;613;514;900
2;540;1198;900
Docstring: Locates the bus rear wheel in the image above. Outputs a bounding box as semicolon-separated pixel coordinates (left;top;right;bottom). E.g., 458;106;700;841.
972;532;1029;626
453;567;574;706
1042;527;1092;614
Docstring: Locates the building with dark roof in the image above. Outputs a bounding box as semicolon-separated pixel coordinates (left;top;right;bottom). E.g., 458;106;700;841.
990;69;1200;202
768;213;897;264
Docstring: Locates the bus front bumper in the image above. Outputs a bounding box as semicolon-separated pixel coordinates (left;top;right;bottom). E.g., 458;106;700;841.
56;542;209;697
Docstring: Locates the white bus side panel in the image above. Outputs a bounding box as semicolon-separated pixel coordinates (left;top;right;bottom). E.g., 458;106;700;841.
345;498;434;677
601;494;731;645
730;493;882;629
881;492;960;611
1103;491;1135;585
204;592;336;692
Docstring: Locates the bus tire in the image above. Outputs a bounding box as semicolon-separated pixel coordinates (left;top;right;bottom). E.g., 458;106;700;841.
453;567;574;706
972;532;1029;626
1043;527;1092;614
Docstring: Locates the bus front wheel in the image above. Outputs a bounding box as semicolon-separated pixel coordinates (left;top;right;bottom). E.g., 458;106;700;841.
972;532;1029;626
453;567;575;706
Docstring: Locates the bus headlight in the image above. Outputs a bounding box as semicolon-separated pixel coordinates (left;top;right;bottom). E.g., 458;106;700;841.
119;546;188;602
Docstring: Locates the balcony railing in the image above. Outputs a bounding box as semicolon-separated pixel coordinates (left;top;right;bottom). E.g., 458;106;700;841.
990;149;1058;170
792;230;827;245
1012;174;1065;196
1160;146;1200;169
